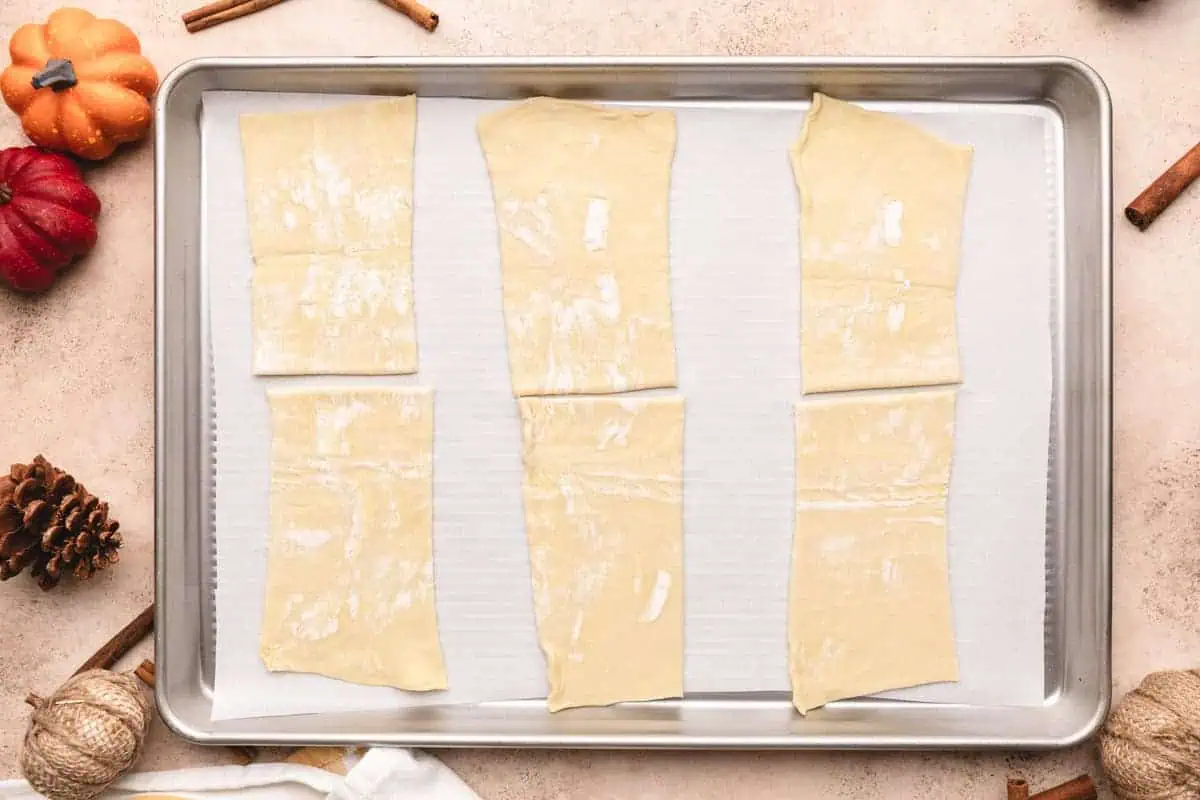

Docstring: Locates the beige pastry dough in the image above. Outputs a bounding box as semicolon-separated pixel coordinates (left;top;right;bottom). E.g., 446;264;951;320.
260;387;447;691
479;98;678;396
519;397;684;711
789;388;958;713
791;93;973;393
241;98;418;375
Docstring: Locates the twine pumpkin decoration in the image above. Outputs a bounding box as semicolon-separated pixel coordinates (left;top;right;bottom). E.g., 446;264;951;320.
1100;669;1200;799
20;669;152;800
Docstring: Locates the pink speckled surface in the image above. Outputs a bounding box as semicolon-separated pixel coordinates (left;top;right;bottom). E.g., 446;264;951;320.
0;0;1196;797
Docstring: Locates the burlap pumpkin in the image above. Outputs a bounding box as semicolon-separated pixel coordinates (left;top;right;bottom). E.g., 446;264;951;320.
20;669;152;800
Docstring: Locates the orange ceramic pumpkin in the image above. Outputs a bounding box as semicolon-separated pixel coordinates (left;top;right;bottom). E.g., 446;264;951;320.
0;8;159;160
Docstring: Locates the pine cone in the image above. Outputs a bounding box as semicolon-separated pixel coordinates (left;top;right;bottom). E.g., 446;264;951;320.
0;456;122;590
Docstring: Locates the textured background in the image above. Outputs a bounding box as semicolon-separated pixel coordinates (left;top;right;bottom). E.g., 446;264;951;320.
0;0;1195;796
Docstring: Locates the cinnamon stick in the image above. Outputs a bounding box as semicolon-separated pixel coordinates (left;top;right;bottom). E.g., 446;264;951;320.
1029;775;1097;800
376;0;440;32
23;605;154;707
73;603;155;676
182;0;251;24
1008;777;1030;800
184;0;291;33
134;659;156;686
1125;141;1200;231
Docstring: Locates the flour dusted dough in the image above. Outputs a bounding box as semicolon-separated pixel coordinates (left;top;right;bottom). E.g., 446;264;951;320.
241;98;418;375
519;397;684;711
790;388;958;713
260;387;447;691
479;98;678;396
791;93;972;393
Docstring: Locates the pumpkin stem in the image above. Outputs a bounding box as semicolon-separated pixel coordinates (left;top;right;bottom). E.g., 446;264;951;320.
30;59;78;92
25;692;44;708
0;185;10;205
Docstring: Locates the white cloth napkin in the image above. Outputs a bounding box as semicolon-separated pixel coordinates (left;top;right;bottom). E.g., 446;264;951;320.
0;748;479;800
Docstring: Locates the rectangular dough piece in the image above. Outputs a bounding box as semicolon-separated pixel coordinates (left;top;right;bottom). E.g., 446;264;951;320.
791;93;973;393
240;98;418;375
518;396;684;711
260;387;447;691
479;98;679;396
789;388;958;713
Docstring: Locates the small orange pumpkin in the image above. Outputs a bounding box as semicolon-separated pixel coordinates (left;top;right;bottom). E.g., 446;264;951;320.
0;8;159;161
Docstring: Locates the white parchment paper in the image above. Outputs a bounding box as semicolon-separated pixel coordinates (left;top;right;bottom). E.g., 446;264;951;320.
204;91;1054;720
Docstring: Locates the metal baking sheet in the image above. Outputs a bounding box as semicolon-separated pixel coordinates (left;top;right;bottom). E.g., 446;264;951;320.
155;57;1112;749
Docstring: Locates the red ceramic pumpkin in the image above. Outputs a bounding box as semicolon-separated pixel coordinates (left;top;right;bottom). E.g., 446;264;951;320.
0;146;100;292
